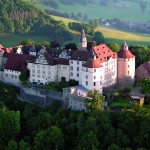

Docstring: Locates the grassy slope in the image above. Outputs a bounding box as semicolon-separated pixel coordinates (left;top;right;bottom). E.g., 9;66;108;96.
51;15;150;46
34;0;150;22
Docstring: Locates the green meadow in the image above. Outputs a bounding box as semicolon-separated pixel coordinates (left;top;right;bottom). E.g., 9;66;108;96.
33;0;150;22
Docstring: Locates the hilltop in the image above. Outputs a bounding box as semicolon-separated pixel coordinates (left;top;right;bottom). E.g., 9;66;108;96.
0;0;72;41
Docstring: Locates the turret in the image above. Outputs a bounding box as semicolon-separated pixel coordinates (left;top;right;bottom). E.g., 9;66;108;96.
117;41;135;87
78;28;87;50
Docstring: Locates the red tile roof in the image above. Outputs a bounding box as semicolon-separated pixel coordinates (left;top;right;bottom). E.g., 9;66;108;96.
83;59;103;68
93;44;117;63
4;53;35;72
5;47;13;53
55;58;69;65
118;41;135;58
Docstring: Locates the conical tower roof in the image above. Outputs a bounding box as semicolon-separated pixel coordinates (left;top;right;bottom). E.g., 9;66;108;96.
118;41;135;58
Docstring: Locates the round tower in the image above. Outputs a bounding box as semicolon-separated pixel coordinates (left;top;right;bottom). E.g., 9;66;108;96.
117;41;135;87
78;28;87;50
82;49;103;93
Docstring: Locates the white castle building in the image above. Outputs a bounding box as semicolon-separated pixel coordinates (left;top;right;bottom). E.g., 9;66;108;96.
0;29;135;94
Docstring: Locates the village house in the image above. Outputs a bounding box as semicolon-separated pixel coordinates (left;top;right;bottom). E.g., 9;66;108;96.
135;61;150;81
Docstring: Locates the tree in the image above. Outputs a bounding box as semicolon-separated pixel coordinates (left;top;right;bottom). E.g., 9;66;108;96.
85;89;105;111
5;140;18;150
93;31;105;44
19;71;29;84
76;131;99;150
139;1;147;12
34;126;64;150
65;43;77;50
107;42;120;53
0;107;20;147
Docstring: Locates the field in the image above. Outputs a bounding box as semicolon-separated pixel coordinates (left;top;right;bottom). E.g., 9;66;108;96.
32;0;150;22
51;15;150;46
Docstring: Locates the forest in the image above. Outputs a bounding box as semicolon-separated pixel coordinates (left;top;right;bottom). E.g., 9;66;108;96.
0;82;150;150
0;0;73;41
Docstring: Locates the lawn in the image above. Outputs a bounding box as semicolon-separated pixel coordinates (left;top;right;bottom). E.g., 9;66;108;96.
108;96;130;107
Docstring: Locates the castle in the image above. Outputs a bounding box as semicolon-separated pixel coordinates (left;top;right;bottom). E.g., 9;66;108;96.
0;29;135;94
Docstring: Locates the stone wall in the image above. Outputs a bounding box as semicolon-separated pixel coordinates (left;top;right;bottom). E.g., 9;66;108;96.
18;86;64;107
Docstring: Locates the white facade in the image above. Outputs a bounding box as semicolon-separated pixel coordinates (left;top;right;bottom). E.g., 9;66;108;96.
82;67;103;93
0;69;20;84
69;60;85;84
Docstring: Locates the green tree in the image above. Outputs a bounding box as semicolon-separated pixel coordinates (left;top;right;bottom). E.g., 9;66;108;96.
107;42;120;52
19;71;29;84
93;31;105;44
5;140;18;150
0;107;20;147
76;131;99;150
34;126;64;150
85;89;105;111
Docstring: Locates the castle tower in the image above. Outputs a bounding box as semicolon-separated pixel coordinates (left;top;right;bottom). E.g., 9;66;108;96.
117;41;135;87
78;28;87;50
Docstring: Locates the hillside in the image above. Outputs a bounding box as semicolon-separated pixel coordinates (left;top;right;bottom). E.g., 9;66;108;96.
0;0;72;41
51;15;150;46
25;0;150;22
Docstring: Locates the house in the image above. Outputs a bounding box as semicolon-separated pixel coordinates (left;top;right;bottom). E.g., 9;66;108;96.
135;61;150;81
130;96;144;106
0;52;35;84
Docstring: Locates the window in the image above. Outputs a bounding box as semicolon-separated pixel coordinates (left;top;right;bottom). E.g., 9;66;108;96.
42;65;46;69
6;74;8;77
86;68;88;72
15;76;17;79
70;60;73;64
70;72;73;76
43;71;45;74
86;81;88;85
32;74;35;77
77;61;79;65
12;75;14;78
77;73;79;77
70;66;73;70
128;65;130;68
94;82;96;86
42;75;45;78
48;66;51;70
37;70;40;73
94;76;96;79
37;75;40;78
37;65;40;69
48;71;51;75
77;67;79;71
94;69;96;72
32;69;35;73
128;71;129;75
86;75;88;79
100;81;102;85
